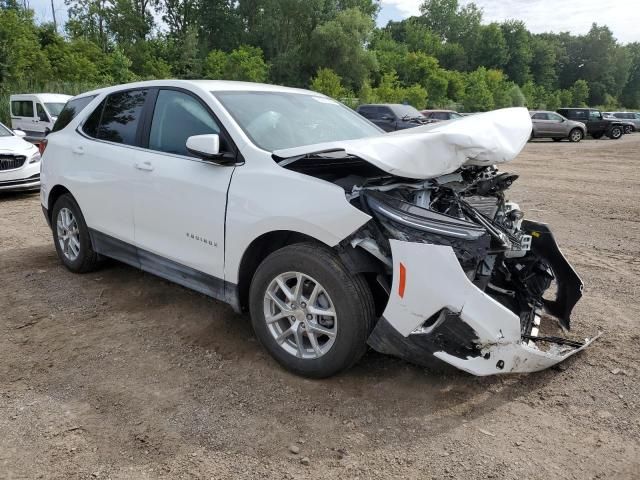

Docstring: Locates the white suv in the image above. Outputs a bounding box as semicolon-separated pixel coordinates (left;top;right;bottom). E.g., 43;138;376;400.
41;80;594;378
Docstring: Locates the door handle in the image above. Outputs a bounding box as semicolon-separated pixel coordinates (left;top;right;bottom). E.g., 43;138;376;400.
71;146;84;155
135;161;154;172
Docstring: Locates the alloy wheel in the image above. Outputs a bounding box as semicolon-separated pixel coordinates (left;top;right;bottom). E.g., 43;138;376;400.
56;207;81;261
263;272;337;359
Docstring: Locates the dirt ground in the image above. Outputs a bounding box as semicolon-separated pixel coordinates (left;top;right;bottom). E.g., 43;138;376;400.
1;134;639;480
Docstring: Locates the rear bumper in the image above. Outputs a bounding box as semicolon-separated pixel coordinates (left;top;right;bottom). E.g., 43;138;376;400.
369;238;596;376
0;173;40;192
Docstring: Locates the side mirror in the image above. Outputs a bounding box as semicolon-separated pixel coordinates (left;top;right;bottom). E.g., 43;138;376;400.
186;134;235;164
13;129;26;137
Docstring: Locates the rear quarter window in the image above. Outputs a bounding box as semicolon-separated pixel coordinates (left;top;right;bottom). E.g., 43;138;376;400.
51;95;97;133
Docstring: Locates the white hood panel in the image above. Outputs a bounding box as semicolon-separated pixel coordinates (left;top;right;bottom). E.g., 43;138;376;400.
273;107;532;180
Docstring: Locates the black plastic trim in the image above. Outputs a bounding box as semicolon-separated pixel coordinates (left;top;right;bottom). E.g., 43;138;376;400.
89;229;237;306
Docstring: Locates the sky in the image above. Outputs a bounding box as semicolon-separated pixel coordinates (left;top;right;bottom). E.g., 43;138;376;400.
378;0;640;43
27;0;640;44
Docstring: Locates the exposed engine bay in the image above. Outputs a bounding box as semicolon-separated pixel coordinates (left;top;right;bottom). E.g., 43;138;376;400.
273;108;595;375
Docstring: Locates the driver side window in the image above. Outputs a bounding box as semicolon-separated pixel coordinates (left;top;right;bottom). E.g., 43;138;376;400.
148;90;220;157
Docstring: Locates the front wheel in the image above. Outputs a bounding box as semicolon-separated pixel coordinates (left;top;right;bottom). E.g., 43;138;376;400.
249;243;375;378
608;126;623;139
624;125;633;134
569;128;584;142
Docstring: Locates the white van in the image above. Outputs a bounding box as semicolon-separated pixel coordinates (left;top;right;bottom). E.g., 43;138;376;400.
10;93;71;137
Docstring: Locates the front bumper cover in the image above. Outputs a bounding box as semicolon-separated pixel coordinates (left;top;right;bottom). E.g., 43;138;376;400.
368;238;597;375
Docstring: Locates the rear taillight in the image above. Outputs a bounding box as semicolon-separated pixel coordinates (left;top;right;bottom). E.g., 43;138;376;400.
38;139;48;155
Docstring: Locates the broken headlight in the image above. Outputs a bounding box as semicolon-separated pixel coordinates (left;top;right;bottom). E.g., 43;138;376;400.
364;191;486;241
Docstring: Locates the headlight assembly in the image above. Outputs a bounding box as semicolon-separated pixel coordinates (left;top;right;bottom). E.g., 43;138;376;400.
364;191;486;241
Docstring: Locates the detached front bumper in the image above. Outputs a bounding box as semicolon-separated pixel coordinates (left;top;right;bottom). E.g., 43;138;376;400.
368;239;597;375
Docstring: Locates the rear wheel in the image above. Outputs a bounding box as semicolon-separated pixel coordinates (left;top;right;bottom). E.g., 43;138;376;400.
249;243;375;378
569;128;583;142
51;194;101;273
624;125;633;134
608;126;623;139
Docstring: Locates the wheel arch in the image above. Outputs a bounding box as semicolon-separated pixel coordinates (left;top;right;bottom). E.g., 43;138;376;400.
235;230;324;312
47;184;74;224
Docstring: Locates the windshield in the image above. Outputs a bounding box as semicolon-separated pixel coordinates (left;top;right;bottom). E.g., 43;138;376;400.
213;91;382;151
450;112;463;119
44;102;66;117
0;122;13;137
392;104;425;119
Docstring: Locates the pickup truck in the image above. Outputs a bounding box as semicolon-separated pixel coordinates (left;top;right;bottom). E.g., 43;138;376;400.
556;108;624;139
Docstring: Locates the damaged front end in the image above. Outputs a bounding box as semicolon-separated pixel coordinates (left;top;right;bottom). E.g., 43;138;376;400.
274;108;596;375
354;167;594;375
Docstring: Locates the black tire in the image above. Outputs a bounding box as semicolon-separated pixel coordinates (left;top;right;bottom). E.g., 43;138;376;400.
608;126;623;139
624;125;633;134
568;128;583;142
592;133;603;139
51;194;101;273
552;137;562;142
249;243;375;378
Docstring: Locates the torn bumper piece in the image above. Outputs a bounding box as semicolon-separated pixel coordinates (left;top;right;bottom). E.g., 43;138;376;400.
368;240;597;375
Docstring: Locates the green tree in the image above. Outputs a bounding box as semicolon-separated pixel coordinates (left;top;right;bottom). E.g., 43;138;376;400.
310;8;377;90
500;20;532;85
473;23;508;70
310;67;344;98
570;79;589;106
402;84;428;109
462;68;493;111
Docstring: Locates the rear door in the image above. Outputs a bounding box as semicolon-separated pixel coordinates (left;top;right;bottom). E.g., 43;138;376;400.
131;88;236;290
70;89;149;249
531;112;552;135
546;112;567;136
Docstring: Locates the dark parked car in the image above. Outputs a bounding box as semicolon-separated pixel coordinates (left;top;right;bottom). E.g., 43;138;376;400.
557;108;625;139
530;110;586;142
356;104;428;132
420;109;463;122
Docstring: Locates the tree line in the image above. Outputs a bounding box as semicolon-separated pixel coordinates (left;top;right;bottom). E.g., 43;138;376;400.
1;0;639;124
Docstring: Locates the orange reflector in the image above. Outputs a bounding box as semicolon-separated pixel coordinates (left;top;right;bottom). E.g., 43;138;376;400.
398;262;406;298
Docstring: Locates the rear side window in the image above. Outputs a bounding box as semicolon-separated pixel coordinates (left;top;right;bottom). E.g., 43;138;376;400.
432;112;449;120
51;95;96;133
83;90;147;145
532;113;548;120
148;89;220;157
11;100;34;117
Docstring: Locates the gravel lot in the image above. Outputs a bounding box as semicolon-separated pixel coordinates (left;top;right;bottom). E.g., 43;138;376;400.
1;135;639;479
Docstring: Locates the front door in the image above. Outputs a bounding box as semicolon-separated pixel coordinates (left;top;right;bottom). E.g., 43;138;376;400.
132;88;235;292
34;103;51;135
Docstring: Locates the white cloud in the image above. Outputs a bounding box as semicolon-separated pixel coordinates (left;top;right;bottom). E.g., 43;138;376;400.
379;0;639;44
380;0;422;17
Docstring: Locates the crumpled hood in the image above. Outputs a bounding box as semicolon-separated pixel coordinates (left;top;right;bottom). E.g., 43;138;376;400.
273;107;532;180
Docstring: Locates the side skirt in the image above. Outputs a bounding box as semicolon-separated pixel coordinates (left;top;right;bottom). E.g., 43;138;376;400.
89;229;239;309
